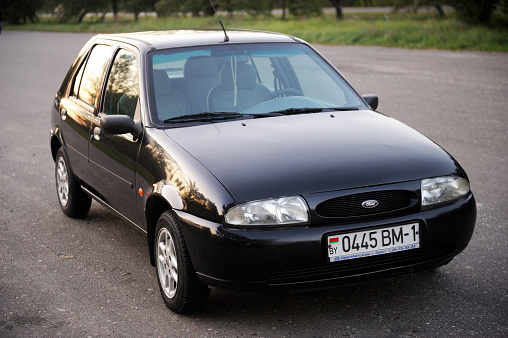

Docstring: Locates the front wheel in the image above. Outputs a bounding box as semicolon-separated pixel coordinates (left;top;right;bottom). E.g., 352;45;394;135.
155;210;210;314
55;147;91;218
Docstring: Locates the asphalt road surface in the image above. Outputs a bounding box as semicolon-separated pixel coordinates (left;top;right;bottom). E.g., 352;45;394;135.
0;31;507;337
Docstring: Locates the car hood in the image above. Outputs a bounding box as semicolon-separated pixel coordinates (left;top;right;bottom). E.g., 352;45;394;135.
164;111;462;204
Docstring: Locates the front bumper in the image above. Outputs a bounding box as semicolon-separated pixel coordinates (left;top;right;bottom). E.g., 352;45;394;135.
176;193;476;292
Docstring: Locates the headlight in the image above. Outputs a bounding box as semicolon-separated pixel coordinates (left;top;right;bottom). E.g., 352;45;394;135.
421;176;470;207
225;196;309;226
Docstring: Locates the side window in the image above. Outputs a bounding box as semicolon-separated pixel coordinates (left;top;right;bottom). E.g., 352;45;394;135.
75;44;113;107
102;49;139;119
72;63;84;98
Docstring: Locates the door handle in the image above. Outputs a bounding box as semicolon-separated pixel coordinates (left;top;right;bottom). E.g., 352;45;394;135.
60;108;67;120
92;126;102;141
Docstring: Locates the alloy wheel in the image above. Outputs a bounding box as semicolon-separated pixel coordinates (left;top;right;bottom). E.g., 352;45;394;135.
157;227;178;299
56;156;69;207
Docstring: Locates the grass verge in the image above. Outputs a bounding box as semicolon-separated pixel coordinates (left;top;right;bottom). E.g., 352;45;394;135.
5;10;508;52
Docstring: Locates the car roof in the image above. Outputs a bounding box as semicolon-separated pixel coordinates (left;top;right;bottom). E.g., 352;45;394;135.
96;29;300;50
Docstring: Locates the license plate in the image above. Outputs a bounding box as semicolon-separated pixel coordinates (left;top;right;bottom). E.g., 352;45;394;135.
327;223;420;262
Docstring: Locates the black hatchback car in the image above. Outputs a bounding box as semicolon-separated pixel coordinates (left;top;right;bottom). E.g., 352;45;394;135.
50;30;476;313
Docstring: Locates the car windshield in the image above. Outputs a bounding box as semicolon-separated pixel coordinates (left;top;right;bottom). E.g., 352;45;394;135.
148;43;366;125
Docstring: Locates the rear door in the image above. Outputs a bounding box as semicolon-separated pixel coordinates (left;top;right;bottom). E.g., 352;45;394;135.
88;47;144;228
59;43;113;184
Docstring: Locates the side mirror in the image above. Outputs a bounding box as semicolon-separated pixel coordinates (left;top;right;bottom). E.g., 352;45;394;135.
362;94;379;110
100;115;142;138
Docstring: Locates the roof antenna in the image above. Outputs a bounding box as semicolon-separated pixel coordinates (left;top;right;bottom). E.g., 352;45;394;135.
209;0;229;42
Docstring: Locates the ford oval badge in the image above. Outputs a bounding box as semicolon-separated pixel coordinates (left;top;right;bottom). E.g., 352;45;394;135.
362;200;379;209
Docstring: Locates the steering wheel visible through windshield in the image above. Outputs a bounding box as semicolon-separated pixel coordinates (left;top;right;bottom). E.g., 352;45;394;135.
148;43;366;125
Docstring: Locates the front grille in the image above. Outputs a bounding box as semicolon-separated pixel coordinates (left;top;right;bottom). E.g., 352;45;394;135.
316;190;418;218
268;245;453;285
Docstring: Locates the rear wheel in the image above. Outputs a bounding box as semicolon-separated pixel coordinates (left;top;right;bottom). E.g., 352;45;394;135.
155;210;210;314
55;147;91;218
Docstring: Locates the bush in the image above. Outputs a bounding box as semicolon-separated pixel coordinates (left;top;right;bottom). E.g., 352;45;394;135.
2;0;41;24
447;0;501;24
155;0;182;17
289;0;322;17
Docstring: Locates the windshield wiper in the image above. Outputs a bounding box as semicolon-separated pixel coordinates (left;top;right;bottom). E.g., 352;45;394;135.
268;107;360;116
164;111;284;124
164;112;244;123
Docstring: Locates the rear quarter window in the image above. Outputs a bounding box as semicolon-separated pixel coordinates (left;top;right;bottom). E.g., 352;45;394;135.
73;44;113;107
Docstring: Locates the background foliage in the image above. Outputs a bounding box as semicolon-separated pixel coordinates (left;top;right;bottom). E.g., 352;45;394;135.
1;0;506;25
1;0;506;51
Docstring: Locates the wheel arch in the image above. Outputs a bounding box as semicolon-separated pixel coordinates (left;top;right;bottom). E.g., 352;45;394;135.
50;131;63;162
145;193;173;266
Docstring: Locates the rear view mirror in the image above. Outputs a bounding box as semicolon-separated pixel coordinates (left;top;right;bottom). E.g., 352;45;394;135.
100;115;142;138
362;94;379;110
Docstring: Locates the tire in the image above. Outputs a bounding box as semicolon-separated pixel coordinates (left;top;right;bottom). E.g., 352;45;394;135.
55;147;92;218
155;210;210;314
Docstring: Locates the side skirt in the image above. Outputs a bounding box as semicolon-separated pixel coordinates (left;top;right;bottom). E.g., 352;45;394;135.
81;185;147;235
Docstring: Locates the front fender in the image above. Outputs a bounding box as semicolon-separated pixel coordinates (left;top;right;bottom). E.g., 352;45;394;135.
138;127;236;265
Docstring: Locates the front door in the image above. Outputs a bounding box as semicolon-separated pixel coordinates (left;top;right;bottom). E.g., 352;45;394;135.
89;48;144;228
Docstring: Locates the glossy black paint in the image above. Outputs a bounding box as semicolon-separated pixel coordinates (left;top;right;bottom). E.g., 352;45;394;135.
50;30;476;294
137;127;235;224
57;97;95;184
89;115;144;226
176;194;475;291
166;110;463;204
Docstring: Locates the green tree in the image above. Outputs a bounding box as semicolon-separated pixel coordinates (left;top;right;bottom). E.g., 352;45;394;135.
44;0;108;23
244;0;275;16
154;0;180;17
392;0;445;17
392;0;504;23
1;0;42;24
182;0;212;17
155;0;217;17
122;0;157;20
289;0;322;17
216;0;245;16
446;0;501;24
112;0;118;18
329;0;344;19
